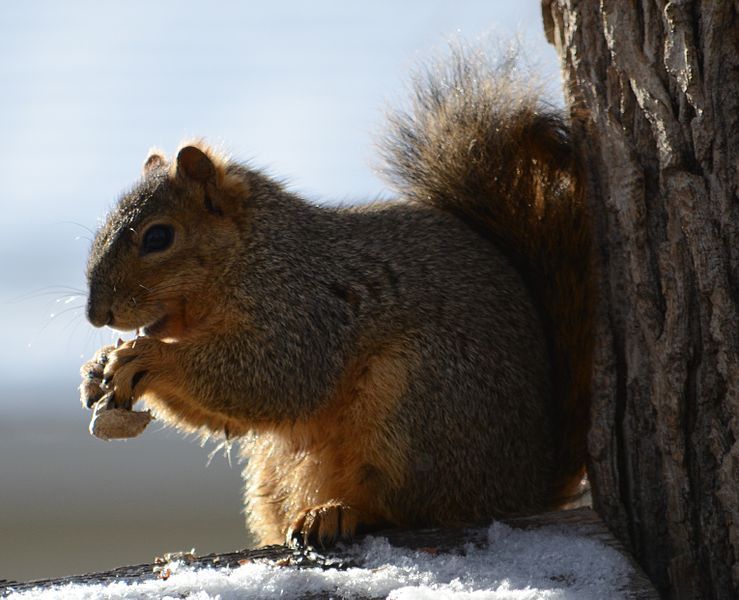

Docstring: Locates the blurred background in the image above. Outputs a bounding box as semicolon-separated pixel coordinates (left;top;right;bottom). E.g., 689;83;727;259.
0;0;560;582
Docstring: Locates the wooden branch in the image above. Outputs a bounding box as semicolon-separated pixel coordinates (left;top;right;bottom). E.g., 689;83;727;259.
0;508;658;598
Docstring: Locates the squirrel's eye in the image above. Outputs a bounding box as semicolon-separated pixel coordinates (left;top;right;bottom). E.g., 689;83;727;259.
141;224;174;255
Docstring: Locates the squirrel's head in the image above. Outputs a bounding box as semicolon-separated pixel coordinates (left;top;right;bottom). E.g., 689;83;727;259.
86;142;249;339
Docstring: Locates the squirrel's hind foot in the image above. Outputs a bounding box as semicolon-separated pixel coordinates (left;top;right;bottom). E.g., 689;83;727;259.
286;503;387;550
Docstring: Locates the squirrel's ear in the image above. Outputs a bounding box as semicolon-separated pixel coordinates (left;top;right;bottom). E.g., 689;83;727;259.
142;149;167;175
176;146;216;183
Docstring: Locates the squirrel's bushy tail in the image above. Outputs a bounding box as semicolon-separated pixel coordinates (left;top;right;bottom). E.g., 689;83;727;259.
381;46;594;503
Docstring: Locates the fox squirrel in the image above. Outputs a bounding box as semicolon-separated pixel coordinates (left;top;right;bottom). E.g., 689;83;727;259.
79;48;594;548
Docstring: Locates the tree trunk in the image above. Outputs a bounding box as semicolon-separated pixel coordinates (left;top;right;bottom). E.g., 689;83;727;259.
542;2;738;599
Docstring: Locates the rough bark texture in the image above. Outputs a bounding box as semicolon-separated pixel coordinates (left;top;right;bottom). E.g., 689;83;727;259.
542;2;738;599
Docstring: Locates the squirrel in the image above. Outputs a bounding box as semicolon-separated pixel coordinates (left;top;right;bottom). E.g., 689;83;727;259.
79;47;594;548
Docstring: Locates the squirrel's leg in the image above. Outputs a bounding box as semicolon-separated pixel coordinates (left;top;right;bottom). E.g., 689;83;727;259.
93;337;248;434
262;341;415;549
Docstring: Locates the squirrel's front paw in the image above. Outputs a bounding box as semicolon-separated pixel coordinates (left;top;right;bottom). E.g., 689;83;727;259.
100;337;164;409
287;503;363;549
79;344;117;408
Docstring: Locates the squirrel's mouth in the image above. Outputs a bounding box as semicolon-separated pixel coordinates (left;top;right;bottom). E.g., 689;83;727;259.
141;314;169;337
139;300;187;339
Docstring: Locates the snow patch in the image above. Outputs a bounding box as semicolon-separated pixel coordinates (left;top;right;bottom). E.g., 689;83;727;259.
6;522;631;599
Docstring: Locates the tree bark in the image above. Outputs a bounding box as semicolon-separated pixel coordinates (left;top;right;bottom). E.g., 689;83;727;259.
542;2;738;599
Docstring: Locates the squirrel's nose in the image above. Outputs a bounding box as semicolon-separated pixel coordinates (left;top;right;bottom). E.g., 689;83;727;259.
86;294;114;328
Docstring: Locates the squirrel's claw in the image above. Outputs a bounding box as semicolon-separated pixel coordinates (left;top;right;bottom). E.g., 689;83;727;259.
286;503;360;549
79;344;117;409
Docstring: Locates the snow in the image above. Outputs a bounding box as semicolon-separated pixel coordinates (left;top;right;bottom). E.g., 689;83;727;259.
6;522;631;600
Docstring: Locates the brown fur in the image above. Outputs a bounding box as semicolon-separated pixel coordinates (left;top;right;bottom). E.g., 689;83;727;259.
80;48;594;547
243;341;415;544
381;48;594;500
